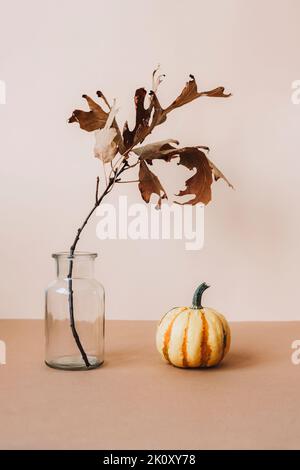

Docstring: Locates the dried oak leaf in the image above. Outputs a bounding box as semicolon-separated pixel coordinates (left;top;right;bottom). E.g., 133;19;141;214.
123;88;152;149
138;160;167;209
147;144;233;190
122;73;230;152
131;74;231;146
122;71;167;150
164;74;231;114
94;100;118;163
140;74;231;134
68;94;108;131
135;141;233;205
175;147;213;205
132;139;179;164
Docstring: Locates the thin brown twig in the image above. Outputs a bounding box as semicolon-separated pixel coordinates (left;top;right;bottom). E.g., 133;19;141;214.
124;160;140;170
67;161;128;367
109;154;126;178
109;145;135;179
95;176;100;203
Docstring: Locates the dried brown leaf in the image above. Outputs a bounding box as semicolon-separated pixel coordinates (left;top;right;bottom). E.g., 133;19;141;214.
133;139;179;164
122;88;152;149
68;93;124;152
175;147;213;205
165;75;231;114
138;160;167;209
121;72;231;153
93;100;119;163
68;94;108;132
134;140;232;205
126;74;231;150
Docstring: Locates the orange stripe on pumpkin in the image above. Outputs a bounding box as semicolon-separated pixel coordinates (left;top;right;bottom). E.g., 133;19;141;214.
220;323;227;361
162;308;186;363
182;311;191;367
200;311;212;367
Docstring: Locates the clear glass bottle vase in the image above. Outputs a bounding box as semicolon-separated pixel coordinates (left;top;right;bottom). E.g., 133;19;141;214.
45;252;104;370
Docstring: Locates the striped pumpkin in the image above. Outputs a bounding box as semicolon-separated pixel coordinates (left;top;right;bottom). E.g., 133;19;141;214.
156;283;231;368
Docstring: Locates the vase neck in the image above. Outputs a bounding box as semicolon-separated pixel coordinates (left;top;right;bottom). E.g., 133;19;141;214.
52;252;97;279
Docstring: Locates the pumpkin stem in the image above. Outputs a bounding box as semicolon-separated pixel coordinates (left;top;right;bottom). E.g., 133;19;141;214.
192;282;210;309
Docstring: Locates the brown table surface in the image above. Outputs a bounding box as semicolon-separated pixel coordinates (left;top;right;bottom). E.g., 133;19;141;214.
0;320;299;450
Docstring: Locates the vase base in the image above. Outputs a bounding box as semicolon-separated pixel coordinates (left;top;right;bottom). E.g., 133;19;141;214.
45;355;103;371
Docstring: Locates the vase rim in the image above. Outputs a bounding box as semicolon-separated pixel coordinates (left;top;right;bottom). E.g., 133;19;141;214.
52;251;98;259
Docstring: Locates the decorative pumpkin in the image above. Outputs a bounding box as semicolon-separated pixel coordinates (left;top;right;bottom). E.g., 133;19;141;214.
156;283;231;368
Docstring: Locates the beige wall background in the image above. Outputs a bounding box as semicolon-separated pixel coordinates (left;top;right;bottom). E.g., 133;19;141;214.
0;0;299;321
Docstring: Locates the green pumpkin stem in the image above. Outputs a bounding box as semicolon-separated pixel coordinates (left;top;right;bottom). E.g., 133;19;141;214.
192;282;210;309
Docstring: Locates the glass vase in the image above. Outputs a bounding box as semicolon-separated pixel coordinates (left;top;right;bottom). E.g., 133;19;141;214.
45;252;104;370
